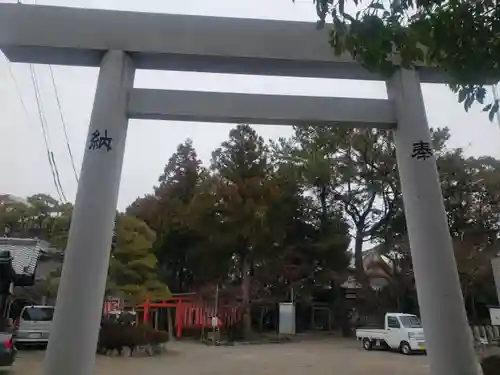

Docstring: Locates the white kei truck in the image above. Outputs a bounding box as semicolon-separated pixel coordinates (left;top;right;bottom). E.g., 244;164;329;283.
355;313;426;355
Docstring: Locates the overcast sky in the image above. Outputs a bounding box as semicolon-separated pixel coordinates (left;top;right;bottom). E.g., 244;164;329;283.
1;0;499;211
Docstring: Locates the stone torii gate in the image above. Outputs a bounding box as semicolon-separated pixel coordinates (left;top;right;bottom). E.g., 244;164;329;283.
0;4;480;375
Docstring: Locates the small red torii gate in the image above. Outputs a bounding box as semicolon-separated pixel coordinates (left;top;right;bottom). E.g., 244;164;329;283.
136;295;194;339
137;295;242;339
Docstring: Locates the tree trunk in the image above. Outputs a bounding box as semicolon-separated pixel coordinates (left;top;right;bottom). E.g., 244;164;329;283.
470;295;478;324
0;293;7;331
319;186;328;227
396;292;402;311
241;256;253;338
354;228;365;278
178;264;185;292
333;281;350;337
167;307;175;341
259;307;266;333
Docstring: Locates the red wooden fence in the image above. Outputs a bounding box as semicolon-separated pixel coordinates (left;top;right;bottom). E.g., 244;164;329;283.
137;297;243;339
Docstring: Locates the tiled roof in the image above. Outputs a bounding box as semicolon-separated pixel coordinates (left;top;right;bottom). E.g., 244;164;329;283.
0;237;46;276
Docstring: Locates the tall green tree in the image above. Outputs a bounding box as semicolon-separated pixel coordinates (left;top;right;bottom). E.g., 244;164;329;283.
45;202;73;250
275;126;456;281
439;151;500;238
0;201;32;237
107;214;171;304
0;194;72;249
274;126;399;276
210;124;277;336
39;213;170;305
376;148;500;317
438;150;500;318
128;139;223;292
252;165;350;303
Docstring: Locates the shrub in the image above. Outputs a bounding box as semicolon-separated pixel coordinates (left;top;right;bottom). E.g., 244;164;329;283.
97;322;167;357
481;355;500;375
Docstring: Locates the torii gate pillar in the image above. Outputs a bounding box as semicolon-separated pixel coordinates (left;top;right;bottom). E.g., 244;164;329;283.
42;50;135;375
388;69;481;375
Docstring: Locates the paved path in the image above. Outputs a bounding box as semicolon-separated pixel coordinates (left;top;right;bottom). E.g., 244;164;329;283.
5;339;429;375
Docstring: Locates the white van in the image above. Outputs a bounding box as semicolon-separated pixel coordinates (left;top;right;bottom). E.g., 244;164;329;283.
14;305;54;347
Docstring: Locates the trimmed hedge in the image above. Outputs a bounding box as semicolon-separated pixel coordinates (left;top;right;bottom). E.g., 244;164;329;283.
97;323;168;356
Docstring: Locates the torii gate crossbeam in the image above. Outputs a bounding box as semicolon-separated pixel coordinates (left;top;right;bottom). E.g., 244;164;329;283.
0;4;481;375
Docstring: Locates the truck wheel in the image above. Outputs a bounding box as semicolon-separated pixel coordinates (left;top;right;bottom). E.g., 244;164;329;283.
400;341;412;355
362;338;372;351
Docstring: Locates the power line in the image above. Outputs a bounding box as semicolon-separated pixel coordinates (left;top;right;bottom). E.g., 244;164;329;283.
29;64;67;203
3;57;66;204
33;65;67;203
50;150;67;202
4;58;32;127
29;64;64;202
5;54;72;204
33;0;69;201
49;65;79;183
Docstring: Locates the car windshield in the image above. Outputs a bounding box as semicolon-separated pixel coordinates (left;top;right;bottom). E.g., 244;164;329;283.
22;307;55;322
399;315;422;328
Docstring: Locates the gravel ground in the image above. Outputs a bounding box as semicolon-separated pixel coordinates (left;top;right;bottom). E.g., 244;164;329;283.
2;338;431;375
